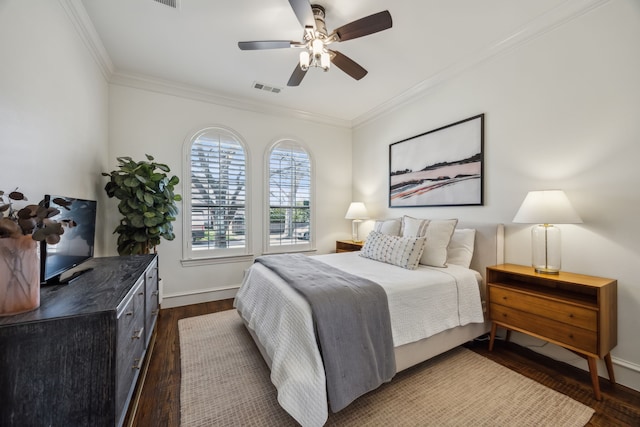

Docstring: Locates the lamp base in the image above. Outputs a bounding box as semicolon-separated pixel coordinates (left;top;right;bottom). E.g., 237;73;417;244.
531;224;562;275
534;266;560;275
351;220;362;243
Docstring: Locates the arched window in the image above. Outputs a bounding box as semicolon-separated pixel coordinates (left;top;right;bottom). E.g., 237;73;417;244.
184;127;249;259
265;139;313;253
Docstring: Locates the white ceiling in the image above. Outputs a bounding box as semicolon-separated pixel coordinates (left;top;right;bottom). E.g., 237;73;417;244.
79;0;580;124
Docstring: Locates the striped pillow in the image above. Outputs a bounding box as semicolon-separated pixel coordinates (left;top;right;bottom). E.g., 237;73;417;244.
399;215;430;237
360;231;427;270
372;218;402;236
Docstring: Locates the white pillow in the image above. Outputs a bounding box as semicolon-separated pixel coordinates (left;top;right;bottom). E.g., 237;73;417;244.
360;231;426;270
447;228;476;268
372;218;401;236
399;216;458;267
399;215;430;237
408;219;458;267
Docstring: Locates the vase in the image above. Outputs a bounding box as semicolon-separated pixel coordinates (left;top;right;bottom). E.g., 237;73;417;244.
0;235;40;316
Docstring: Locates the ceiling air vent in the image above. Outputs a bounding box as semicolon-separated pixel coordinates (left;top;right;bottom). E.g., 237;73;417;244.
152;0;179;9
253;82;282;94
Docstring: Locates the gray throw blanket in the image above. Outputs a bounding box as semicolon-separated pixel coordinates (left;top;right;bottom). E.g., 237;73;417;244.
255;253;396;413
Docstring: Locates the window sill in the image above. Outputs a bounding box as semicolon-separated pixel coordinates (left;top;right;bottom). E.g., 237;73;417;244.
262;248;317;256
180;254;255;267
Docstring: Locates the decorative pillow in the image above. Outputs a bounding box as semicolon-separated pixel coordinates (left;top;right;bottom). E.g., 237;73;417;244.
360;231;427;270
447;228;476;268
372;218;402;236
420;219;459;267
399;215;430;237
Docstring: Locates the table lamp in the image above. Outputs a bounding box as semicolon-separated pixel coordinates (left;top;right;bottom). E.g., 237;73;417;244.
512;190;582;274
344;202;369;243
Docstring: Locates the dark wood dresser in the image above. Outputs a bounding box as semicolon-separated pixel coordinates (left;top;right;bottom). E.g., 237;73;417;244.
0;254;159;426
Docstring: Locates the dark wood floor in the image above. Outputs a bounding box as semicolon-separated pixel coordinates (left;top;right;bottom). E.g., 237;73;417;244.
131;300;640;426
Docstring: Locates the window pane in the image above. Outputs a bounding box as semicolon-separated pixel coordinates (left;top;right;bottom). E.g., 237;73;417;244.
268;142;311;247
190;130;246;252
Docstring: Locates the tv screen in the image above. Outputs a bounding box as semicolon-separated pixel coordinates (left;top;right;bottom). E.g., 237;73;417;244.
40;195;97;284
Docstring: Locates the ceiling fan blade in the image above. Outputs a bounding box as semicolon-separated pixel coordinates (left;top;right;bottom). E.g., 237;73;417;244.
288;0;316;30
332;10;392;42
330;50;368;80
287;64;308;86
238;41;295;50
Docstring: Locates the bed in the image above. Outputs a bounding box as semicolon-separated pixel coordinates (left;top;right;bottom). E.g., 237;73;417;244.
234;220;504;427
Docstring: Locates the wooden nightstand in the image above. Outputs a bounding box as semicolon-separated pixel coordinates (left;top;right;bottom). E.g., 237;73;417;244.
336;240;364;252
487;263;617;401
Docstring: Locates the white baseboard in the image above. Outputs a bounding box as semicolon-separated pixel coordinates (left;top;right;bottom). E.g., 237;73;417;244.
160;285;239;308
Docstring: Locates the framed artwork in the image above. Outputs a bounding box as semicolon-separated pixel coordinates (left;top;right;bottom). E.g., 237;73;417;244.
389;114;484;207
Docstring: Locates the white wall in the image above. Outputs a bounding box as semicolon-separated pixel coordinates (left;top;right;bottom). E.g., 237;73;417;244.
106;84;353;306
0;0;109;254
352;0;640;391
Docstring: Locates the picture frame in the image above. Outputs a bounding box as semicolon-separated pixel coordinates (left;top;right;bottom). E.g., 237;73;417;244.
389;114;484;207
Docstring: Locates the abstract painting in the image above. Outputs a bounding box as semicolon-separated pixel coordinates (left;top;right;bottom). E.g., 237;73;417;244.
389;114;484;207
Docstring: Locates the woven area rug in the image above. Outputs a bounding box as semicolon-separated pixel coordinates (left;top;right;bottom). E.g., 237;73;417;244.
179;309;595;426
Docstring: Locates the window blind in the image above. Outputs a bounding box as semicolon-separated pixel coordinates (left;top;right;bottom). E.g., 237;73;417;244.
268;141;311;247
190;132;246;251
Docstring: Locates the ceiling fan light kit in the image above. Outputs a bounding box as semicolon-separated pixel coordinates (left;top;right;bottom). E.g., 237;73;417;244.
238;0;392;87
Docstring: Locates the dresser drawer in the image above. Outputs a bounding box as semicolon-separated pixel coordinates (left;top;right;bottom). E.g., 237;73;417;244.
144;260;159;345
489;285;597;331
115;280;145;418
490;303;597;354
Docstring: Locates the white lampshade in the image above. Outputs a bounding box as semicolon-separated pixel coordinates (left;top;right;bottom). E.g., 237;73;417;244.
513;190;582;224
345;202;369;220
513;190;582;274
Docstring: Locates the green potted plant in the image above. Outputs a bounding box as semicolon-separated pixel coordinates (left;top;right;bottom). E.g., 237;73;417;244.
0;190;74;315
103;154;181;255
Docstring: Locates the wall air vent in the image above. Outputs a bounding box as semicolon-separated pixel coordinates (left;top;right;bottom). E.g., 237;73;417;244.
152;0;179;9
253;82;282;94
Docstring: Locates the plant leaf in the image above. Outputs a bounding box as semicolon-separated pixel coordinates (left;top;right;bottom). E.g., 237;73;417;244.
155;163;170;172
9;191;26;201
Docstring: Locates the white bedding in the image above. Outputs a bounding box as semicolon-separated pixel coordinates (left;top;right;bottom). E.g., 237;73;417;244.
234;251;485;427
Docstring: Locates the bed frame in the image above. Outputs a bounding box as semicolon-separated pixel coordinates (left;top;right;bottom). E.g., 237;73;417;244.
245;222;504;374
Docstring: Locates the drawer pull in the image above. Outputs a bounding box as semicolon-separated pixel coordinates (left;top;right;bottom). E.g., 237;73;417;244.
132;328;144;340
569;334;574;339
569;313;574;318
152;290;159;297
138;291;144;296
132;358;142;370
152;309;159;316
126;311;133;317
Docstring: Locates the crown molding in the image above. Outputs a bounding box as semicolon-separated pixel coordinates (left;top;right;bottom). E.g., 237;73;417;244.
58;0;114;80
352;0;611;129
109;72;352;128
59;0;608;131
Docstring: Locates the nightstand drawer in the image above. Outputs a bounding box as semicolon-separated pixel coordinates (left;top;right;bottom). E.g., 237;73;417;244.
336;240;364;252
489;286;597;331
490;303;597;354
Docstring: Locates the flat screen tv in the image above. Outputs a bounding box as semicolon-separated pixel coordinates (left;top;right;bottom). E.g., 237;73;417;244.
40;195;97;285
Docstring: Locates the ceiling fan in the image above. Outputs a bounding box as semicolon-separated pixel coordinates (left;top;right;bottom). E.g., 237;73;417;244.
238;0;392;87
